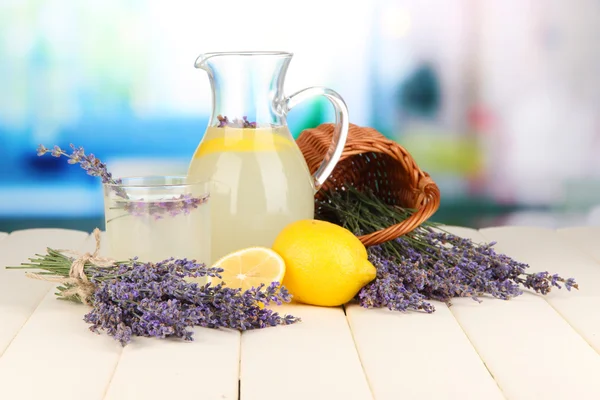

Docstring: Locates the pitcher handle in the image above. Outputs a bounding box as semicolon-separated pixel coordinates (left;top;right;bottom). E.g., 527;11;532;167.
284;87;349;192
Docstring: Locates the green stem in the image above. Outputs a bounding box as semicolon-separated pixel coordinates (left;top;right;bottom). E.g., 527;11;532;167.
106;213;131;224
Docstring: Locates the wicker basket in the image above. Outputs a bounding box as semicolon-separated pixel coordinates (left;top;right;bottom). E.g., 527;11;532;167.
296;123;441;246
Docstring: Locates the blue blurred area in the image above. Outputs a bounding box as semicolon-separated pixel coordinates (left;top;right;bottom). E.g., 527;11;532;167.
3;0;600;231
0;110;323;218
1;117;204;181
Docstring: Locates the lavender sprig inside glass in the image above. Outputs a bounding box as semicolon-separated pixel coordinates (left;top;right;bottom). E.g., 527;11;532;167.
37;144;208;220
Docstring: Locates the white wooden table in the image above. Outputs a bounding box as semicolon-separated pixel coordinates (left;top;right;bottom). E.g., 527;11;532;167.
1;226;600;400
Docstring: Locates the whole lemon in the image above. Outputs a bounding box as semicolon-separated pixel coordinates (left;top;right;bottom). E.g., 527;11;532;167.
272;219;377;307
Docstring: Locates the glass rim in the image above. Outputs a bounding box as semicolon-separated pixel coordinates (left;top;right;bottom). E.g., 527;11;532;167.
200;51;293;58
103;175;209;189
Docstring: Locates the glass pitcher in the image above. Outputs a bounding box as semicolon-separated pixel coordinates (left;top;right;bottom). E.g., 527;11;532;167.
187;51;349;262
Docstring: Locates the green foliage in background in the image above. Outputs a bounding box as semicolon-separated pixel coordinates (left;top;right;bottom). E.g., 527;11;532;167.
399;131;483;176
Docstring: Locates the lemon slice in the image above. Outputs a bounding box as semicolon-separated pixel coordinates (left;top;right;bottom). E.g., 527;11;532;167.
207;247;286;291
194;129;296;158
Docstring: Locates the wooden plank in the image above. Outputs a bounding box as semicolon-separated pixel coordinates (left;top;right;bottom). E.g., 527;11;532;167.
479;226;600;353
240;304;373;400
0;228;241;400
104;329;240;400
0;228;90;357
479;226;600;293
346;303;505;400
449;294;600;400
0;289;122;400
442;226;600;400
557;226;600;263
99;228;240;400
0;232;125;400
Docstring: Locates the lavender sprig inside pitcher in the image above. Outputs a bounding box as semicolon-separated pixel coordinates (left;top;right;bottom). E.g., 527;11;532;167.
37;144;208;220
216;114;257;128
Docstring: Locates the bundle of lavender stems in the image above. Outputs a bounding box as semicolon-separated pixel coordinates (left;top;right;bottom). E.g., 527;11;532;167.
8;244;299;346
316;186;578;313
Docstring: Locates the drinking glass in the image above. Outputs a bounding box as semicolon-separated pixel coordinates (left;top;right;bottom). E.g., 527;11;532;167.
103;176;210;266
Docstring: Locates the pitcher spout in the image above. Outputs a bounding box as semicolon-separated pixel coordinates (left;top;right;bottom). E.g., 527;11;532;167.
194;53;216;71
193;51;294;127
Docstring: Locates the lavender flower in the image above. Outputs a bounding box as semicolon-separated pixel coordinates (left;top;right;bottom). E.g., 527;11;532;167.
216;114;257;128
84;258;299;345
414;230;578;297
38;144;122;187
217;115;229;127
37;144;208;220
9;247;300;346
358;245;435;312
359;228;578;312
111;193;209;222
317;186;578;314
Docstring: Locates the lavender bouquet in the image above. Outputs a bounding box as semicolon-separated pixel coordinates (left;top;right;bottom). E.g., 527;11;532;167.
7;231;299;346
316;186;578;313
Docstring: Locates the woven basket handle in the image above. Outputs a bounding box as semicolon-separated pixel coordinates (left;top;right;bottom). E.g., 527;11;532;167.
285;87;349;191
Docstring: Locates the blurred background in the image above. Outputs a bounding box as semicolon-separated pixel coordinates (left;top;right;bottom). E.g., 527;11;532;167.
2;0;600;232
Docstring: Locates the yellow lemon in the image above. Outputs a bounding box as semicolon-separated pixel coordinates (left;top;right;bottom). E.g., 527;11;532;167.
207;247;286;291
272;220;377;307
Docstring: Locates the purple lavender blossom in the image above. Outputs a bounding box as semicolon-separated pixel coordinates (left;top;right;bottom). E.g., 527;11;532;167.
84;257;299;345
358;246;435;313
38;144;122;187
216;115;257;128
316;186;578;314
356;229;579;313
37;144;208;220
418;230;578;296
116;193;209;221
565;278;577;291
217;115;230;127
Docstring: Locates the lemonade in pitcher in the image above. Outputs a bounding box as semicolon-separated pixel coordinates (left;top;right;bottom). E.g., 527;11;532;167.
188;123;315;261
189;52;349;262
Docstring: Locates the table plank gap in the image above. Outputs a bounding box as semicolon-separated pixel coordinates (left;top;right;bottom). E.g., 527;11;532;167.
103;329;241;400
240;304;373;400
478;226;600;354
342;304;377;398
346;302;505;400
442;225;600;400
0;228;90;358
100;347;124;400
